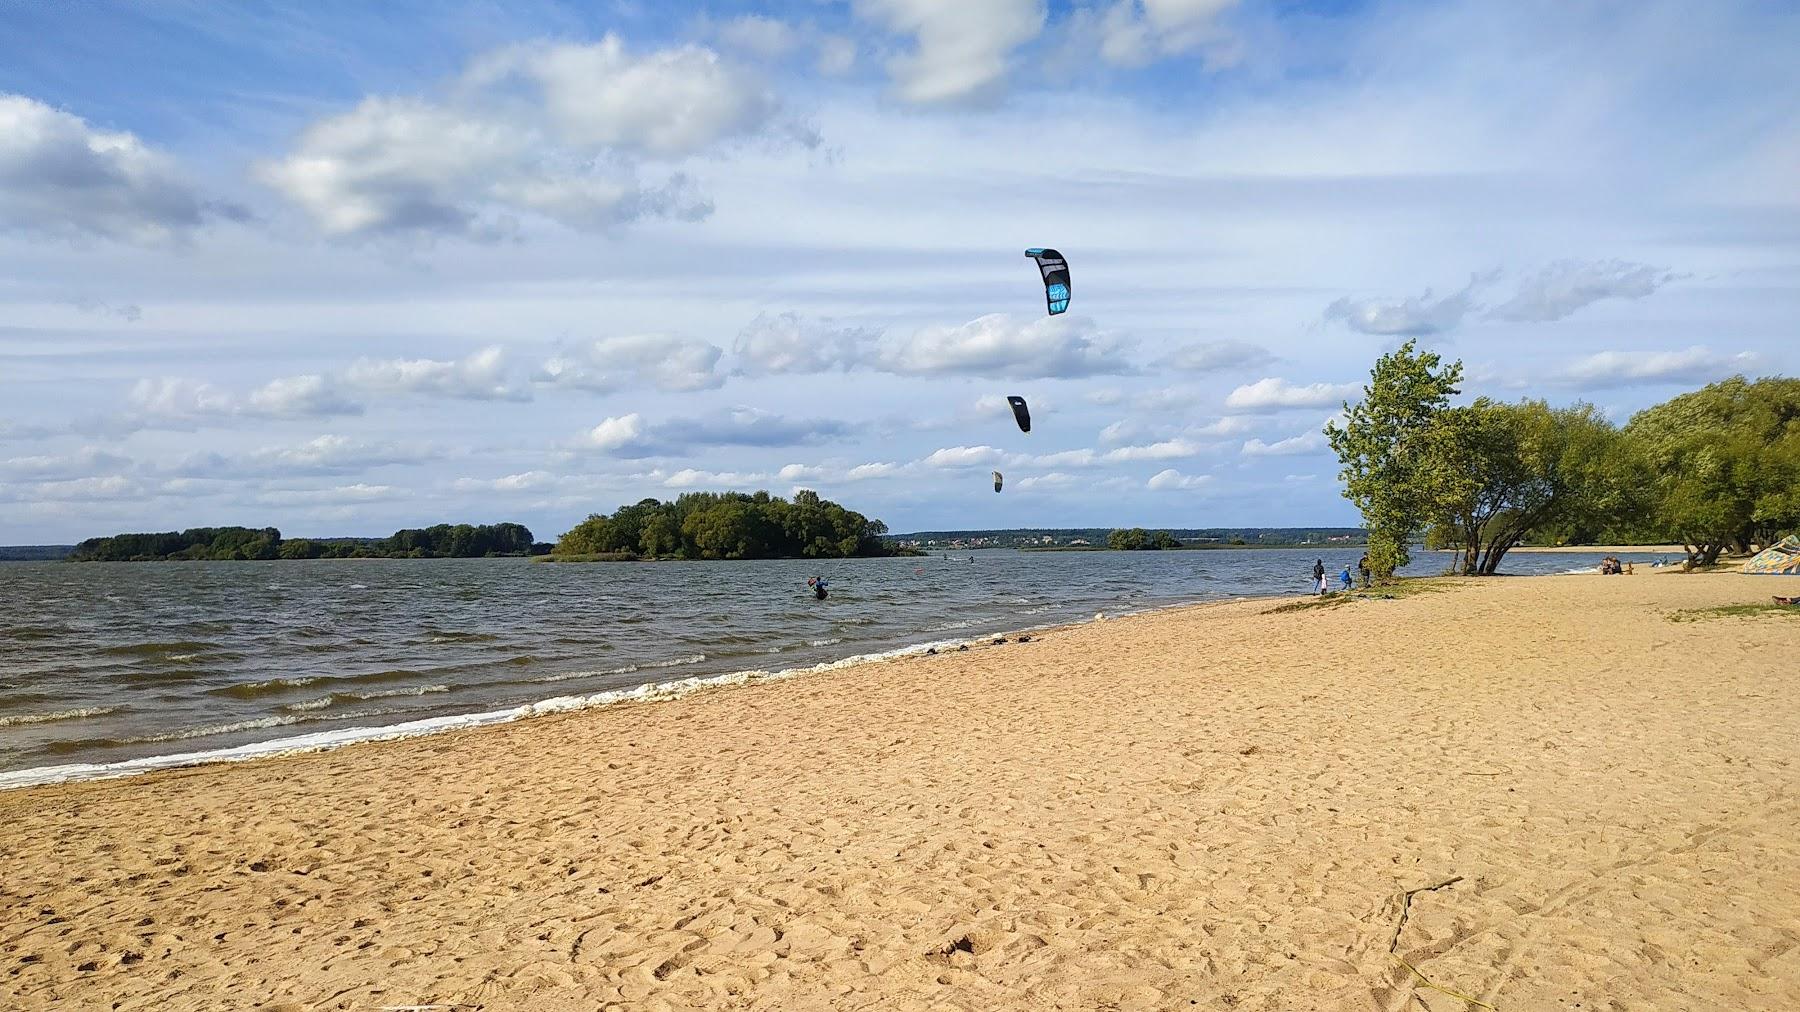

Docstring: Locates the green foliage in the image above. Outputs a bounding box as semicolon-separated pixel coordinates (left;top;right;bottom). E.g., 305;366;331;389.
1420;399;1635;575
70;522;537;562
1325;339;1464;575
1105;528;1179;550
553;489;893;560
1364;530;1408;581
1624;376;1800;565
71;527;283;562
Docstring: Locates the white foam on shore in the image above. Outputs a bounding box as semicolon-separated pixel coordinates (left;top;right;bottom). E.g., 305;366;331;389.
0;638;975;791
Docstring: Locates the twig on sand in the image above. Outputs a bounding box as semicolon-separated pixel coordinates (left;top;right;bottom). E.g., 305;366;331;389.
1462;765;1512;777
1386;876;1497;1011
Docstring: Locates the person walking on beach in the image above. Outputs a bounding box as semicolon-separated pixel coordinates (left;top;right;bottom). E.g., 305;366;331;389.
1358;555;1372;588
1312;558;1326;596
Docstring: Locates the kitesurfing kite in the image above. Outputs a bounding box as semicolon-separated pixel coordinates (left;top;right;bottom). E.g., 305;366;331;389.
1006;395;1031;433
992;471;1004;493
1024;248;1070;315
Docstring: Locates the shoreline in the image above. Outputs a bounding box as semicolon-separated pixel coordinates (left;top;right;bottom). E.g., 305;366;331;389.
4;572;1797;1010
0;594;1254;793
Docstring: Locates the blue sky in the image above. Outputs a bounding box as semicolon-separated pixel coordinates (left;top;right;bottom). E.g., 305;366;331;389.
2;0;1796;543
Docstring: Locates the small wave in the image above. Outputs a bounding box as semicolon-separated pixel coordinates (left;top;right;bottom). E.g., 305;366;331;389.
3;626;63;641
348;583;367;590
0;706;120;728
119;668;209;685
101;640;220;657
526;653;707;684
47;714;316;752
807;638;843;647
207;667;429;699
284;684;452;713
926;619;977;632
207;676;322;698
424;630;501;644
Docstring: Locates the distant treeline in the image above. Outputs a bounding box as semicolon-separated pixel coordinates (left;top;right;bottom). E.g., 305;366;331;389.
555;490;897;560
897;527;1367;547
0;545;73;562
70;523;544;562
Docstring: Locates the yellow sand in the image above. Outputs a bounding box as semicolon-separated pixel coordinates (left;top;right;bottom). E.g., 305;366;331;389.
4;574;1799;1012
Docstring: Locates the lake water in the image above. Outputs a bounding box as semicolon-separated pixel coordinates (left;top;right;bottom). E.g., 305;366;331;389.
0;547;1655;785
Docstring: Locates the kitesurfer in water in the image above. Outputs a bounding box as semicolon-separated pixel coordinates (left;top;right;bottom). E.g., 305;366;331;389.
809;576;829;601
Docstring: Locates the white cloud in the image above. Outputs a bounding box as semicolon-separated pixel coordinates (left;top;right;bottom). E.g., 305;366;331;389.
662;467;770;489
573;408;853;459
1014;471;1080;490
0;447;131;481
1161;339;1275;372
539;334;725;393
1096;0;1240;68
255;483;397;506
708;15;802;60
1490;260;1680;322
1105;438;1204;462
1097;419;1142;445
0;94;241;243
881;313;1131;379
845;461;900;480
817;35;859;75
1224;378;1357;413
581;413;651;454
1192;416;1257;438
734;312;873;374
346;346;529;401
453;470;555;493
1558;346;1759;388
924;444;1004;468
1146;468;1213;491
1242;429;1328;456
468;37;785;157
130;375;363;422
1324;281;1480;336
246;435;435;474
246;374;365;416
260;35;804;238
854;0;1046;103
654;407;856;448
1;474;141;503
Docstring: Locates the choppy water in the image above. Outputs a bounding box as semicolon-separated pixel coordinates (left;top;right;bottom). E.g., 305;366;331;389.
0;548;1652;783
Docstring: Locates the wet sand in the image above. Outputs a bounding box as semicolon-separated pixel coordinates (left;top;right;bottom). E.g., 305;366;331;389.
4;573;1799;1011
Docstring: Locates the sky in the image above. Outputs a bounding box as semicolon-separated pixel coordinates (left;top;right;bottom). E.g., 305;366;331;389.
1;0;1796;544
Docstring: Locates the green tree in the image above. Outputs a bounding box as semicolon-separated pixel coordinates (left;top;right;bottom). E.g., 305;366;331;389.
1625;376;1800;565
1421;399;1633;574
1325;340;1463;580
1108;527;1149;550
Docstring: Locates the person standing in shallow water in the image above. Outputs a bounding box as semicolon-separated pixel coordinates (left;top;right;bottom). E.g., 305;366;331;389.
1312;558;1326;595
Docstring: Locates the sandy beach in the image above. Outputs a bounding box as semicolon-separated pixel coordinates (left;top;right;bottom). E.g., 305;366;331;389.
4;574;1798;1011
